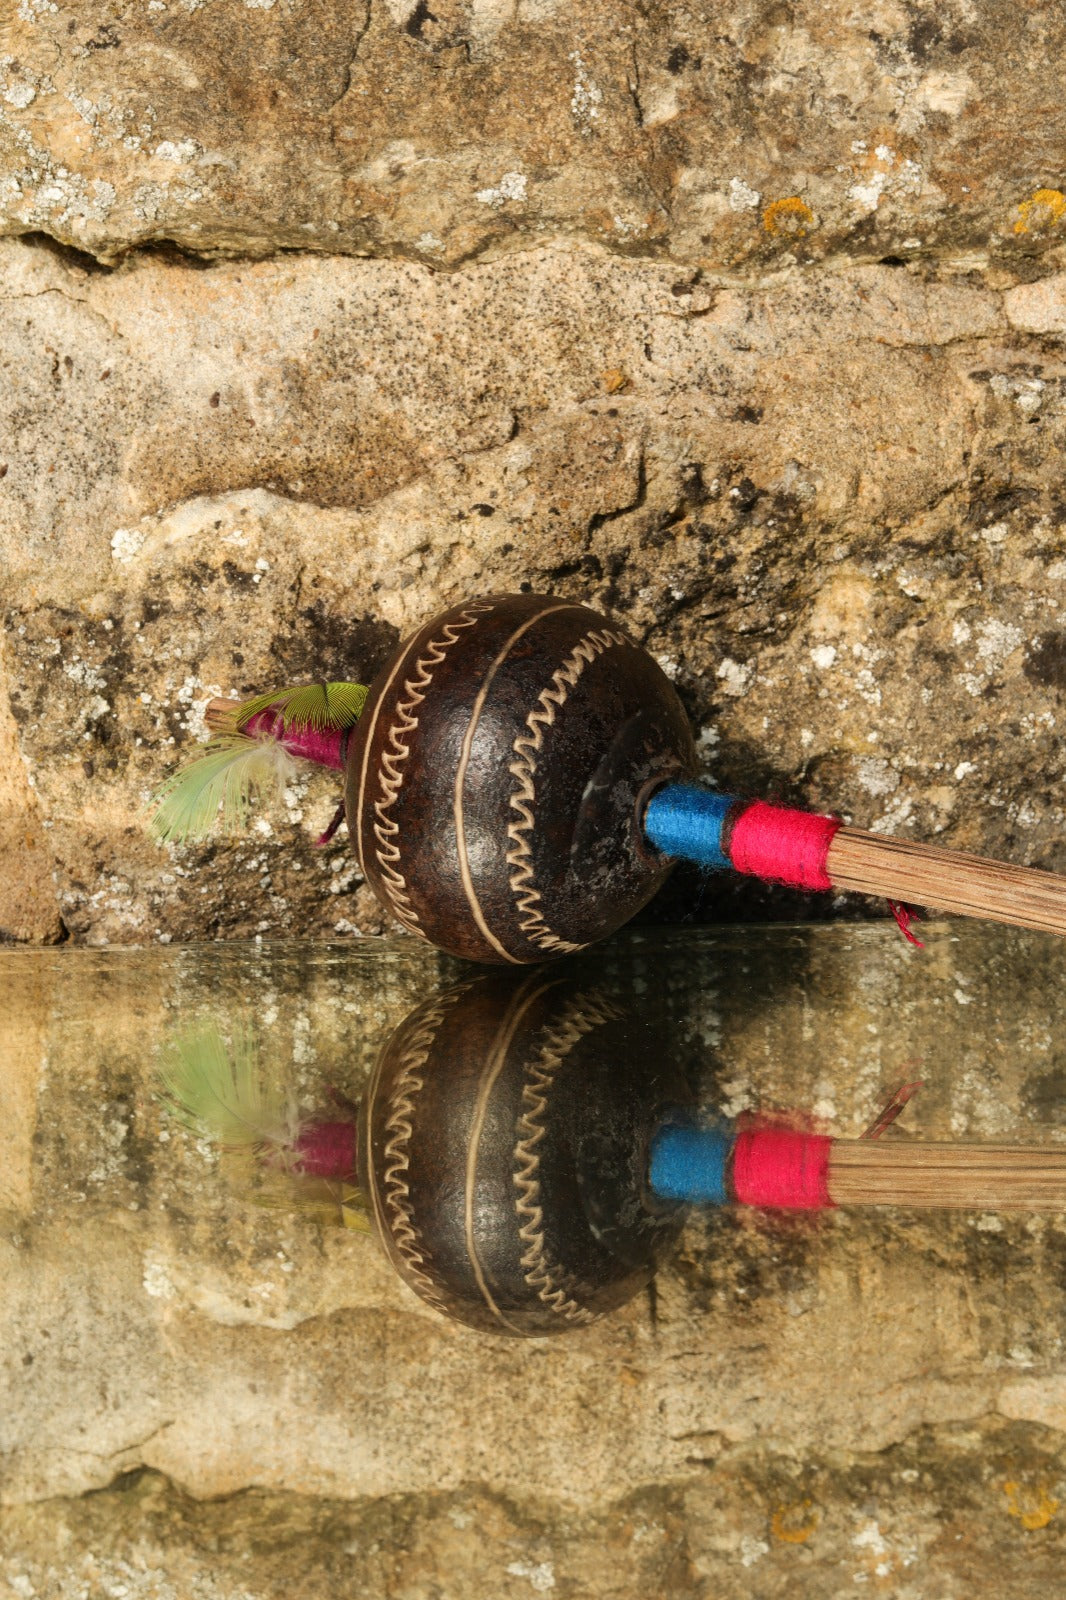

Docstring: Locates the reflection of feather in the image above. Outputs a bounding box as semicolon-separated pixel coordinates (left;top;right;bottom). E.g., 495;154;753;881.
215;681;369;734
248;1176;370;1231
150;733;296;844
157;1017;367;1225
157;1016;301;1154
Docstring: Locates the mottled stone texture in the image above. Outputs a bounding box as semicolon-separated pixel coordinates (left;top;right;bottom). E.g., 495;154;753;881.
0;647;64;944
3;929;1066;1597
3;1427;1066;1600
1;1;1066;270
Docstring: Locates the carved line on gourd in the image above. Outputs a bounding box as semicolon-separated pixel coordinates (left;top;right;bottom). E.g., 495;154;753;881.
371;603;494;934
505;628;629;954
379;988;469;1310
513;990;625;1324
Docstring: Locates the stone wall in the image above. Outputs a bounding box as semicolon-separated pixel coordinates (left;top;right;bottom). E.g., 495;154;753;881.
1;0;1065;269
2;2;1066;944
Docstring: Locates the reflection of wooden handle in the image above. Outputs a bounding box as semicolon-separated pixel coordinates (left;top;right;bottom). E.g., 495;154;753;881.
827;827;1066;938
829;1140;1066;1210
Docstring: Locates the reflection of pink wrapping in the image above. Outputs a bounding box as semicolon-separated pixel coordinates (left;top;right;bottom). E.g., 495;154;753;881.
291;1120;357;1178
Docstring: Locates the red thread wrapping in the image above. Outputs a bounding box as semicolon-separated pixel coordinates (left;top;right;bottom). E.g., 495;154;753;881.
244;711;347;771
727;801;841;891
287;724;347;771
731;1125;834;1210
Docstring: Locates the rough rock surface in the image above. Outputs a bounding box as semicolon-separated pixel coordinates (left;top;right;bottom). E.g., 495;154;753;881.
4;1424;1066;1600
3;927;1066;1596
4;238;1066;942
0;640;64;944
2;1;1066;271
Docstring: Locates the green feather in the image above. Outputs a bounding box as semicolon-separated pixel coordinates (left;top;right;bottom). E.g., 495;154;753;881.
222;681;370;734
156;1017;300;1152
149;733;296;844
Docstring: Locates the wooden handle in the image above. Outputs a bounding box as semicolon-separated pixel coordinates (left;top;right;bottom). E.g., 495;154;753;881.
826;827;1066;938
829;1140;1066;1210
205;696;240;729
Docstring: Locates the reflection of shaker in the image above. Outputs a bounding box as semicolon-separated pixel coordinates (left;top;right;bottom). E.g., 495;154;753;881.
362;974;691;1336
160;984;1066;1341
360;976;1066;1337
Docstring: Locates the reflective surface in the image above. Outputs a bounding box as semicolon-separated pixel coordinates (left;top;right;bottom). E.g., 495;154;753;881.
3;924;1066;1595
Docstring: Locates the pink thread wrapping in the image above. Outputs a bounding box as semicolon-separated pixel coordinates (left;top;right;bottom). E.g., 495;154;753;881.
727;801;841;891
731;1125;834;1210
243;710;347;771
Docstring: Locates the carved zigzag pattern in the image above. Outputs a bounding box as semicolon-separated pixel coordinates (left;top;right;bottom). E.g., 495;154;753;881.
372;603;492;933
379;988;468;1309
512;991;624;1324
505;629;628;954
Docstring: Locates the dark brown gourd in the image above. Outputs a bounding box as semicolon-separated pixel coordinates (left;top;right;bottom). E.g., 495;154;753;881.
361;972;690;1336
345;593;697;964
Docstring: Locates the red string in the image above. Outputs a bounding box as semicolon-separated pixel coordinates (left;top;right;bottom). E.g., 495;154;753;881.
315;801;347;847
861;1080;925;1140
888;901;925;947
731;1125;834;1209
727;801;841;891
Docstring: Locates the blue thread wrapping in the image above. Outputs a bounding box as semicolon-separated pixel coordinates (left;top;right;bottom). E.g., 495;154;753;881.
644;784;738;870
649;1122;733;1205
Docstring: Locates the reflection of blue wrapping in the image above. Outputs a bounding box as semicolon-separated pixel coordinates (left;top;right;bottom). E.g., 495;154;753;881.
644;784;736;871
649;1121;732;1205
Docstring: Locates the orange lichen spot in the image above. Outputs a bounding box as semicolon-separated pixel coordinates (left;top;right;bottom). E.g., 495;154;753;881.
601;368;630;394
763;197;815;238
771;1500;820;1544
1013;189;1066;235
1003;1479;1060;1531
